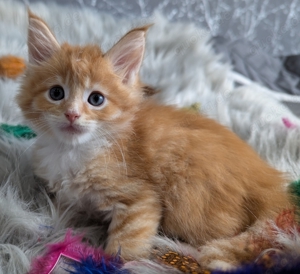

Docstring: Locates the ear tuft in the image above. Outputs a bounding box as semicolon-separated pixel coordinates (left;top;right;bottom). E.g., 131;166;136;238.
105;25;152;86
27;10;60;64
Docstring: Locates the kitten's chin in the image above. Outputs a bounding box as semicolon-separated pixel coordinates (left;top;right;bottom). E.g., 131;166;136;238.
60;125;85;135
53;126;93;145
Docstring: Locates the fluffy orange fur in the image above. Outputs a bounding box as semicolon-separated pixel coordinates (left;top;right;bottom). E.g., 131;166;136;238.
17;12;292;270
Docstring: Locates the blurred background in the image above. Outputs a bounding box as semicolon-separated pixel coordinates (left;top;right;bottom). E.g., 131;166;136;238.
18;0;300;56
14;0;300;115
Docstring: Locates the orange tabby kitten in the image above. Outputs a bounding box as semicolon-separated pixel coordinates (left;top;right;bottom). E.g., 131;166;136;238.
17;12;292;270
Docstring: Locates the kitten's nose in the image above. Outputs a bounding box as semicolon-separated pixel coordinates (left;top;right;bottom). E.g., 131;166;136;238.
65;112;80;123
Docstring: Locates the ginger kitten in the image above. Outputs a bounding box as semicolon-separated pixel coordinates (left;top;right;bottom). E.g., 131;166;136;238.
17;12;292;270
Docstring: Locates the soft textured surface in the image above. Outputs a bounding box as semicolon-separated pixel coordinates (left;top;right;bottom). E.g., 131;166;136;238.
2;1;300;273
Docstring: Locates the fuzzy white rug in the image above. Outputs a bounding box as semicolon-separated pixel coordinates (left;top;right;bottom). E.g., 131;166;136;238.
1;1;300;273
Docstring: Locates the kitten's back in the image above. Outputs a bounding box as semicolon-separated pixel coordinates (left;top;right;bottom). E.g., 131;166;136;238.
128;102;291;243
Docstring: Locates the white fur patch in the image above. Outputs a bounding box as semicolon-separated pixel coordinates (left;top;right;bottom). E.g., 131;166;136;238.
33;136;110;194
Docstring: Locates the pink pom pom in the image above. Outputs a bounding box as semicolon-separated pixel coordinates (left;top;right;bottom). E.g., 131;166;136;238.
282;117;297;129
28;229;109;274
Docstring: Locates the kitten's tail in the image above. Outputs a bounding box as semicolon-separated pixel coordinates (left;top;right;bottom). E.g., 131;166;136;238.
196;208;300;271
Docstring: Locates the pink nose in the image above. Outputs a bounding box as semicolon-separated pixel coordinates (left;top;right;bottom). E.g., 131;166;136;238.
65;112;80;123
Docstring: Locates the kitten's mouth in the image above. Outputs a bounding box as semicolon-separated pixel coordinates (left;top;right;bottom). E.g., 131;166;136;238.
59;124;85;135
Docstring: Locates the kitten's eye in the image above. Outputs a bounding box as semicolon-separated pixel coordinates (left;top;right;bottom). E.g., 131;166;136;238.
49;86;64;101
88;92;105;106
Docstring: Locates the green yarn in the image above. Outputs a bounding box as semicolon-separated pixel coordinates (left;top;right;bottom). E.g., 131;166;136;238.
289;179;300;210
0;123;36;139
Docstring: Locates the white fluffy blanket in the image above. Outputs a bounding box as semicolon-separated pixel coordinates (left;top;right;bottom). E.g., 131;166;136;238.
1;1;300;273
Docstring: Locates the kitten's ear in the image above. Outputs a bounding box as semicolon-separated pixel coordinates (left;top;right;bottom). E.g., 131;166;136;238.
27;10;60;64
105;25;151;86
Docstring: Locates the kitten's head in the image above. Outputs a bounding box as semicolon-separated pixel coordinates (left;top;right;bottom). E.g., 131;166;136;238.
17;11;149;146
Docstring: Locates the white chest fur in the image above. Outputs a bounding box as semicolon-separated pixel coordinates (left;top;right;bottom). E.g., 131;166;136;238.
33;138;106;192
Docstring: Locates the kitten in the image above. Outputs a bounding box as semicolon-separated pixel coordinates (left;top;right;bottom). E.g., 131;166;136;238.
17;11;292;270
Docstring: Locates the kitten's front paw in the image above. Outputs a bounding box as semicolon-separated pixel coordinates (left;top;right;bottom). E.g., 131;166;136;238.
105;242;122;259
105;240;151;262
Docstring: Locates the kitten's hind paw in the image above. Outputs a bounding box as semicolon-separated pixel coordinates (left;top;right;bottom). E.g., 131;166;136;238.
196;245;238;271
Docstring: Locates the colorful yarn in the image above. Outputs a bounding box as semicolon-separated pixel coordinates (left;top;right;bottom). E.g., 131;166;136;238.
289;180;300;210
68;255;130;274
0;123;36;139
156;250;204;273
0;55;25;79
28;230;127;274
